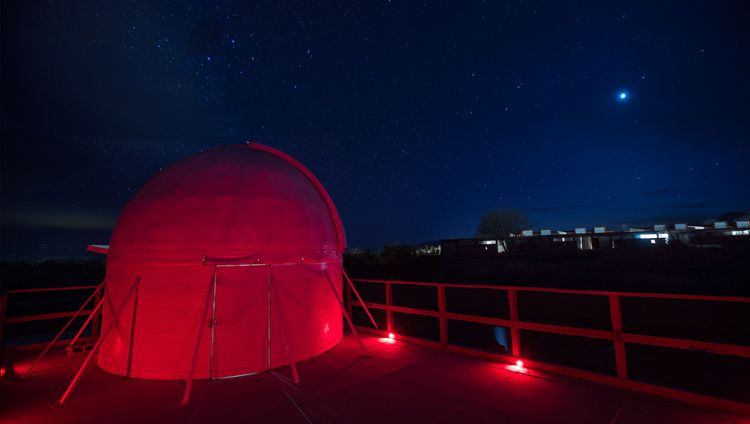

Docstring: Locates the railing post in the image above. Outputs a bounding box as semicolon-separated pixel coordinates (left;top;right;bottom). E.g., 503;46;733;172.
385;281;393;333
345;276;353;319
437;285;447;346
92;287;102;339
0;292;8;357
609;294;628;379
508;288;521;357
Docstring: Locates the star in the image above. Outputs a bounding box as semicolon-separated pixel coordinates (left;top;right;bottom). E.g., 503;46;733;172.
617;91;629;101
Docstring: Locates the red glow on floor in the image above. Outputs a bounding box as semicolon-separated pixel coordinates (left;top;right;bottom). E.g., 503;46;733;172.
15;360;32;376
378;335;397;344
0;335;733;422
0;367;5;378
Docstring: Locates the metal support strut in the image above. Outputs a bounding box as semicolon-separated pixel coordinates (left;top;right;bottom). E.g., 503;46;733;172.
181;273;216;407
58;277;140;405
66;296;105;354
270;270;300;384
22;281;105;379
324;269;365;351
343;271;378;329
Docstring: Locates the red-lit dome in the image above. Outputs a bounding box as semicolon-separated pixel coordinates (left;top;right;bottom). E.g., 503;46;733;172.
98;143;346;380
109;143;345;265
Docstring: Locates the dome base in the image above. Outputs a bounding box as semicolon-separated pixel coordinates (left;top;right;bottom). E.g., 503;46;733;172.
97;262;344;380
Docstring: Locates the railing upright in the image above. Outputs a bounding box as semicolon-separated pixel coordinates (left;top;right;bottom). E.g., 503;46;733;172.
385;281;394;333
507;288;521;357
608;294;628;378
92;288;103;339
437;286;447;346
345;279;353;319
0;292;8;353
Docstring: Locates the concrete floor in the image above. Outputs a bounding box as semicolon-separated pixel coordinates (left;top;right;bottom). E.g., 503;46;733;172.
0;334;745;423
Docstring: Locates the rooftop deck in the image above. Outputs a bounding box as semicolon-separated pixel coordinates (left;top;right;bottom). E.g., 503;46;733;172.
1;334;743;424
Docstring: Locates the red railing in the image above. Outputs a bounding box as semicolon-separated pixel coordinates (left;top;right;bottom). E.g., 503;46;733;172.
0;285;102;352
345;279;750;415
2;281;748;415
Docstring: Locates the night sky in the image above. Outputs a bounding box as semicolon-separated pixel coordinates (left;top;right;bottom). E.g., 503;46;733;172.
1;1;749;258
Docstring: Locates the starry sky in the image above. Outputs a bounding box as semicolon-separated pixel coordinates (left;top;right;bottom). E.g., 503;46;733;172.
1;1;749;257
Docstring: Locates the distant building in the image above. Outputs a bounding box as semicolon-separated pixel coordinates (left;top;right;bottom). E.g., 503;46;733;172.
440;220;750;256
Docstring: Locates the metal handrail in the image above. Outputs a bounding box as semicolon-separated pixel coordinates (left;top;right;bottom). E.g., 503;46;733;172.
0;285;102;351
351;278;750;303
346;278;750;415
8;285;101;294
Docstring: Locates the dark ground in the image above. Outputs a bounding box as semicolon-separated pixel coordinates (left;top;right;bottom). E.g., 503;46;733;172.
0;259;105;292
345;243;750;296
1;242;748;295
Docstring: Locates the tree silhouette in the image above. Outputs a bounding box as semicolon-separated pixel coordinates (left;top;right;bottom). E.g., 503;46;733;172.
475;208;529;239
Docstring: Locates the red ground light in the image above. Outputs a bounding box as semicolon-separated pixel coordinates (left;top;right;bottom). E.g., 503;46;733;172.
97;143;347;380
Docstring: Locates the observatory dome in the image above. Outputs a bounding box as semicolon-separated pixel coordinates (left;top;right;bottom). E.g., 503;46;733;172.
97;143;346;380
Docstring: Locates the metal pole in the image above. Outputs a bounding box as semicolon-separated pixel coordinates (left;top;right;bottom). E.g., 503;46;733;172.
345;276;353;319
23;282;105;379
91;288;102;339
209;269;217;380
267;265;272;370
125;282;140;377
342;271;378;329
437;286;447;346
181;275;216;407
59;277;140;404
385;282;394;334
65;297;105;354
0;292;8;363
270;274;299;384
609;294;628;379
508;288;521;357
324;269;365;351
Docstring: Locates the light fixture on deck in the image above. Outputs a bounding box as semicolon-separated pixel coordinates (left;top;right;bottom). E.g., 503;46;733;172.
379;332;397;344
506;359;527;373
